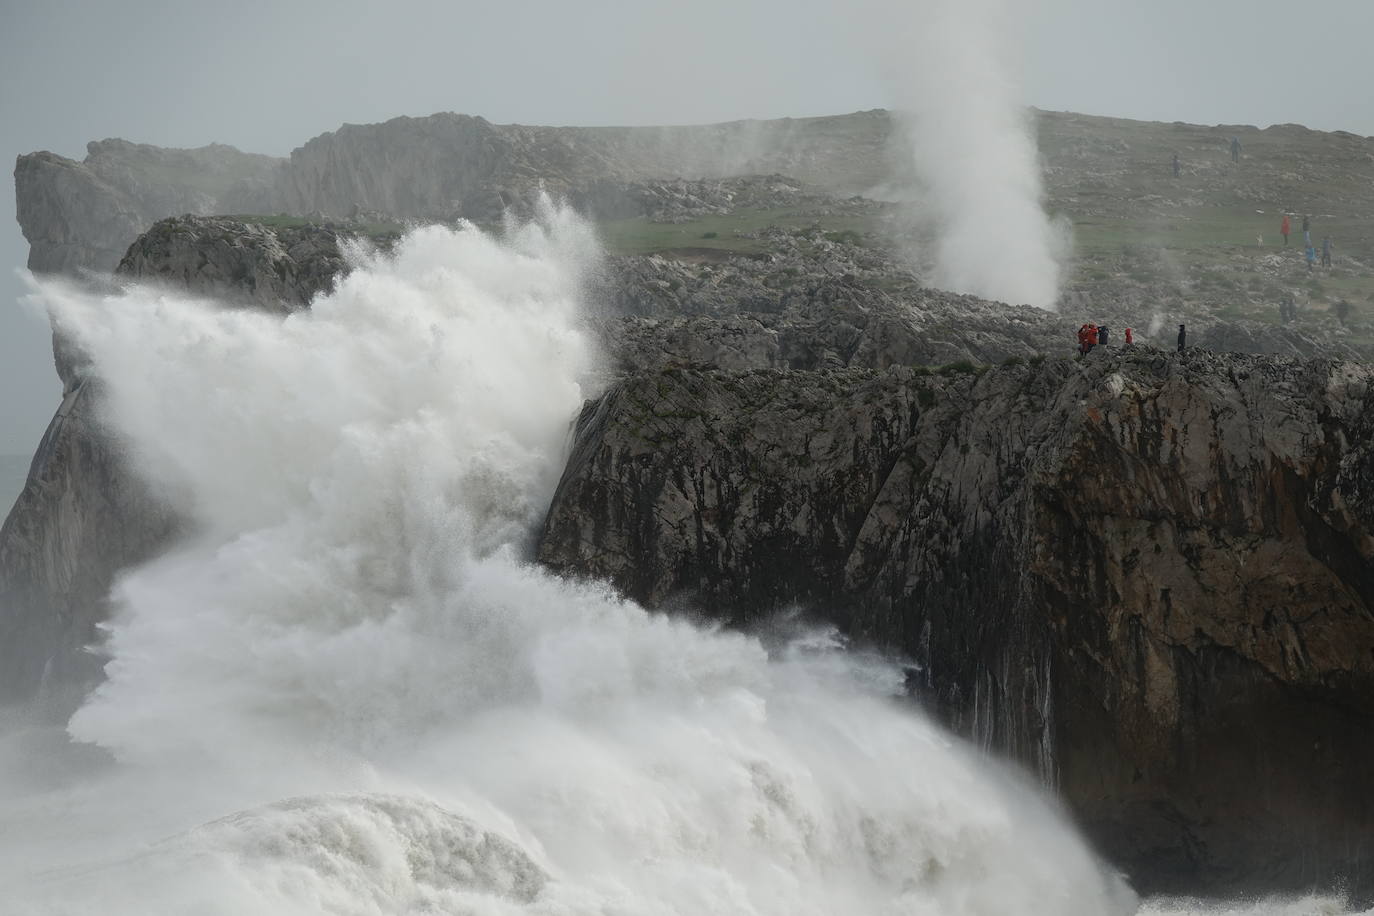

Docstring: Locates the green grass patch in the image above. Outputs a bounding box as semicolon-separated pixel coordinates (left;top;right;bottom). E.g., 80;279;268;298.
595;208;878;256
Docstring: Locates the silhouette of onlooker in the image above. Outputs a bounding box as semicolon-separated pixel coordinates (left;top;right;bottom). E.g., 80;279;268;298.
1172;153;1180;177
1177;324;1186;353
1281;213;1290;246
1230;137;1242;162
1322;236;1332;267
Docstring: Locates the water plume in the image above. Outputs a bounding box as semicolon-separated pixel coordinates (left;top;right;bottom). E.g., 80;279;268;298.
1;202;1142;914
865;0;1068;309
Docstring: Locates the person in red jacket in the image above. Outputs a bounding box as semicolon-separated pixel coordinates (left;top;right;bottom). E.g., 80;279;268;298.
1086;324;1099;351
1281;213;1291;246
1124;327;1134;346
1077;324;1088;355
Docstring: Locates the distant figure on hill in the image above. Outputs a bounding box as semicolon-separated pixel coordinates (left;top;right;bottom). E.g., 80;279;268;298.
1230;137;1242;162
1125;327;1134;346
1335;299;1352;326
1099;325;1109;346
1322;236;1333;267
1306;245;1317;271
1303;214;1311;245
1177;324;1187;353
1281;213;1291;246
1172;153;1180;178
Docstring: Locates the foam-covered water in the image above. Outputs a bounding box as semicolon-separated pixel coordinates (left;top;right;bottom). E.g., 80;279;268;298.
2;203;1361;915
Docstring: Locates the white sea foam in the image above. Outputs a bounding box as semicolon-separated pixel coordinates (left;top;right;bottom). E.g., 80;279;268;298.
1;202;1339;914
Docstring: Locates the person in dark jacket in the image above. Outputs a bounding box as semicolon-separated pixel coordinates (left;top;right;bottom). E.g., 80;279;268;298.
1098;325;1109;346
1230;137;1242;162
1172;153;1180;177
1322;236;1333;267
1177;324;1186;353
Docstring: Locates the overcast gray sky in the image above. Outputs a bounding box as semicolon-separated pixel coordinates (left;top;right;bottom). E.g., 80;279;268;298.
2;0;1372;453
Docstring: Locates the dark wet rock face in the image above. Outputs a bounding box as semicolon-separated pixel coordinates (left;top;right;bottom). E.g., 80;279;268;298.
537;351;1374;897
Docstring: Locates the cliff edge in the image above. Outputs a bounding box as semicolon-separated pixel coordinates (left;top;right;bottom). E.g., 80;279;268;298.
538;351;1374;895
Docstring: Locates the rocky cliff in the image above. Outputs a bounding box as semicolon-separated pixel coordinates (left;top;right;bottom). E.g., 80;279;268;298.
537;350;1374;896
15;140;281;275
13;111;892;275
0;217;348;705
8;172;1374;898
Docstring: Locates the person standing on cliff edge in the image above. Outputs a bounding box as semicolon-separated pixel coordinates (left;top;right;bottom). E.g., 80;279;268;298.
1281;213;1291;246
1177;324;1186;353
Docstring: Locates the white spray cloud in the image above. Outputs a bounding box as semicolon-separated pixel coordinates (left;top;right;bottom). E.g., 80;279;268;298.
0;203;1142;914
865;0;1068;309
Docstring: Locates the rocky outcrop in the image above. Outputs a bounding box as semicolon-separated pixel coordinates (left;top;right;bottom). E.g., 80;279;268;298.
0;379;176;706
115;216;348;312
14;140;282;275
273;111;894;224
537;349;1374;897
15;151;147;274
49;216;350;396
0;217;349;706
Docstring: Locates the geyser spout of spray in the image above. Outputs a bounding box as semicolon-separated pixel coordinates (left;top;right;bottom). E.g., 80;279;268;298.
872;0;1067;309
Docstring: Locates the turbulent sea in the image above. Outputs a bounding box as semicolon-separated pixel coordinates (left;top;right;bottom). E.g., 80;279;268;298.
0;203;1366;915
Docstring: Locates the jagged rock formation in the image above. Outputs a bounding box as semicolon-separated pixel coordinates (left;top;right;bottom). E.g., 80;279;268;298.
537;349;1374;896
15;140;281;274
0;379;177;705
0;217;348;705
48;216;350;394
116;216;348;311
